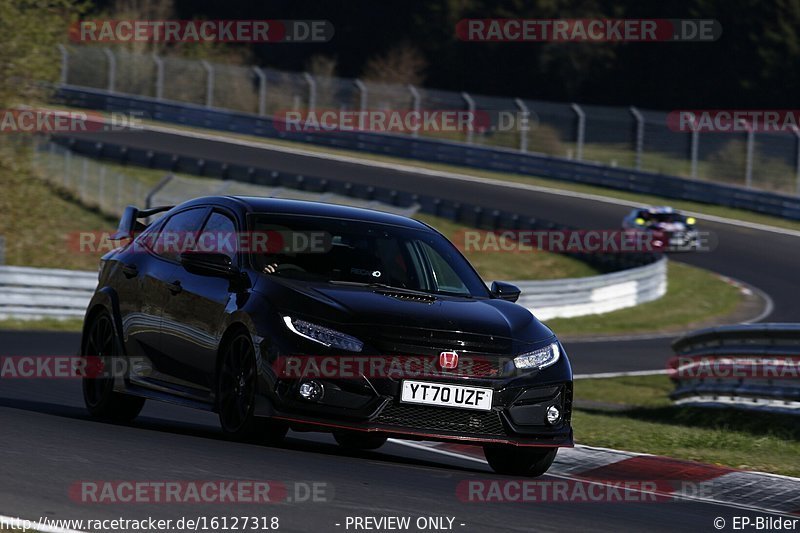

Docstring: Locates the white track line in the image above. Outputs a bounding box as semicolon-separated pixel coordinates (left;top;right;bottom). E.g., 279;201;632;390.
573;369;670;379
136;121;800;239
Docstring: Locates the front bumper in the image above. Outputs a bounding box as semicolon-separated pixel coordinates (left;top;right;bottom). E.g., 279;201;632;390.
259;373;574;447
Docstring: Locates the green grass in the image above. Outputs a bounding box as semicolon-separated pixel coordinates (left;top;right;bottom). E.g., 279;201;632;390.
0;160;114;271
0;317;84;332
414;214;599;280
546;261;743;337
574;375;800;476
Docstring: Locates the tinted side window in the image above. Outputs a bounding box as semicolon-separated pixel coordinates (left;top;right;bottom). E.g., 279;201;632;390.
198;212;238;264
152;208;209;262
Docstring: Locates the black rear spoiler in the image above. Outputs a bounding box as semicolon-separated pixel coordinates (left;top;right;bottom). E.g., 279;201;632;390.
111;205;174;240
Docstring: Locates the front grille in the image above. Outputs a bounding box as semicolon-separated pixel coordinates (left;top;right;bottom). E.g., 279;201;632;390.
376;402;507;436
399;355;507;378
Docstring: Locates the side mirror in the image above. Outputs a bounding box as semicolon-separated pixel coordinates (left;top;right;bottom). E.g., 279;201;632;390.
180;252;237;278
490;281;521;302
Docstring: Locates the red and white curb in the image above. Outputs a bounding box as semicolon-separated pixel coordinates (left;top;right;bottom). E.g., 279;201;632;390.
393;440;800;516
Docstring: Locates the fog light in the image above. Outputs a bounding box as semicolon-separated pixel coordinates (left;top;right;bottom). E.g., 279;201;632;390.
545;405;561;425
299;380;324;401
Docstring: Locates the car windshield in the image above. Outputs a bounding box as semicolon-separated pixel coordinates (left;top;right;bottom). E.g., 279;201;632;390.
249;214;489;297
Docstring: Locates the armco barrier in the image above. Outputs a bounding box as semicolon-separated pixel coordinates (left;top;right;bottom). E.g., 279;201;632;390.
514;257;667;320
0;259;666;322
55;85;800;221
669;324;800;414
0;266;96;319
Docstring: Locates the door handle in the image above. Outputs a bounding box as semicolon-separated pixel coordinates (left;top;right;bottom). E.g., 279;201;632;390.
121;264;138;278
167;280;182;295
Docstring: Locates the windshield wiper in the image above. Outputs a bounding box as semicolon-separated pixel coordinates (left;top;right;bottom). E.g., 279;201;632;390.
328;281;472;298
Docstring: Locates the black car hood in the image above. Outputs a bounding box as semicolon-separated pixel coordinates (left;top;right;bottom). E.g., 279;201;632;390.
255;277;554;344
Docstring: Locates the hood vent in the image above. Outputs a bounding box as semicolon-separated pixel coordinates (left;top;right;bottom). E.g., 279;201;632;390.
374;289;436;304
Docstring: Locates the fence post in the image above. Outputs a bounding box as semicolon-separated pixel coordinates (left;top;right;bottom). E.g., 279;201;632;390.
571;103;585;161
630;106;644;170
741;119;754;188
408;84;421;138
304;72;317;113
354;79;367;112
57;44;68;85
793;126;800;196
515;98;530;153
689;115;700;179
152;53;164;100
253;67;267;116
462;92;475;144
104;48;116;93
99;165;106;212
80;158;89;202
64;149;72;189
201;60;214;108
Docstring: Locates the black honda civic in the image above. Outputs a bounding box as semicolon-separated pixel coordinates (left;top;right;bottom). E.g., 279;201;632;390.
81;196;572;476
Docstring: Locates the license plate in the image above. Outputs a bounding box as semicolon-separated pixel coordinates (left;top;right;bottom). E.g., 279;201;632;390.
400;380;493;411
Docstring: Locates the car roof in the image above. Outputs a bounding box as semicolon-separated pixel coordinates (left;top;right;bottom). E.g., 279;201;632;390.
175;195;432;230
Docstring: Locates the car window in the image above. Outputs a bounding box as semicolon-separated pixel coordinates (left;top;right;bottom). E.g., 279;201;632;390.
250;214;488;297
150;207;209;263
198;212;238;265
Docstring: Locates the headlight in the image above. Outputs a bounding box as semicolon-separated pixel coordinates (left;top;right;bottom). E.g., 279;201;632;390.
283;316;364;352
686;217;696;225
513;342;560;370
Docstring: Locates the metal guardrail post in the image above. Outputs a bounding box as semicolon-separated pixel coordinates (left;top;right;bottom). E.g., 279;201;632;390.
630;106;644;170
152;53;164;100
462;92;475;144
408;84;421;138
741;119;754;188
304;72;317;113
253;67;267;116
354;79;367;112
103;48;116;94
515;98;529;153
201;60;214;108
571;103;585;161
57;44;68;85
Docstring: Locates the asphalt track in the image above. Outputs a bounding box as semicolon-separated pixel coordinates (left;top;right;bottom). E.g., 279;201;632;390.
1;128;797;531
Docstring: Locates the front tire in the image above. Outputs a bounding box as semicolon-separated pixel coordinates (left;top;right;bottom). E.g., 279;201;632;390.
82;311;145;422
483;446;558;476
217;332;287;444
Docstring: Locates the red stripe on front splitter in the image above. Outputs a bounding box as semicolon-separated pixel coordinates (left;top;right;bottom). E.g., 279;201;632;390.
577;455;735;482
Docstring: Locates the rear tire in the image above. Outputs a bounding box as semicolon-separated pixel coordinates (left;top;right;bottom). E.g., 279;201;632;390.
82;311;145;422
217;332;287;445
333;431;388;450
483;446;558;477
